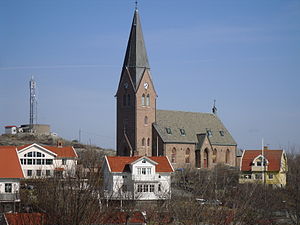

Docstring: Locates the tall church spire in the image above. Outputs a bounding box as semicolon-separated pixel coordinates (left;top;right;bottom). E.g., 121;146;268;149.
123;9;150;89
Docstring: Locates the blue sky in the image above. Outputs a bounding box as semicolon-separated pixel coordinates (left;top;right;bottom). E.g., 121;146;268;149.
1;0;299;151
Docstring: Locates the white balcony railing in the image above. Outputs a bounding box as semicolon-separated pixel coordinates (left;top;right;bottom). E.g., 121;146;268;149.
0;193;20;202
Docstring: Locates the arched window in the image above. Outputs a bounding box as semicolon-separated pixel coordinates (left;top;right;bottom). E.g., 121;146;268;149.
213;148;217;163
147;138;150;146
171;147;176;163
185;148;190;163
144;116;148;125
142;138;145;146
146;94;150;106
204;148;209;168
225;149;230;164
142;94;145;106
127;94;130;106
123;94;126;106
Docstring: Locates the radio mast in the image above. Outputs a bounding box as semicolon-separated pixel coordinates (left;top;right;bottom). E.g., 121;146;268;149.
29;76;37;131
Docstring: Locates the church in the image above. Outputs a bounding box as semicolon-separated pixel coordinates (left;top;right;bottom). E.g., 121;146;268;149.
115;9;237;169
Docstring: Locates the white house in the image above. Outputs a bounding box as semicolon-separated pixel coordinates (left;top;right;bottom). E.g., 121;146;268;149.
103;156;174;200
17;143;78;178
0;146;24;211
4;126;18;135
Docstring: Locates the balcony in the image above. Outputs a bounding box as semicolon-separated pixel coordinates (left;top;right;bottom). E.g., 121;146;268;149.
131;174;159;182
0;193;20;202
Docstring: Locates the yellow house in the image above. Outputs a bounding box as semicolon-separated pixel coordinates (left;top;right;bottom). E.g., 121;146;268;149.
239;147;287;187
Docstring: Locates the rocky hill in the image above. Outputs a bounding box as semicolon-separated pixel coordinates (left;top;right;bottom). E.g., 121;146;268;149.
0;133;116;157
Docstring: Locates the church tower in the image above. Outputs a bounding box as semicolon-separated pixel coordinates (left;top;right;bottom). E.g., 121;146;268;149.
116;9;157;156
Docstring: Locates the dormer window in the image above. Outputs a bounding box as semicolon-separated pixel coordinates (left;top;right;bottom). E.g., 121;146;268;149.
179;128;186;136
142;159;146;163
166;128;172;135
207;129;212;137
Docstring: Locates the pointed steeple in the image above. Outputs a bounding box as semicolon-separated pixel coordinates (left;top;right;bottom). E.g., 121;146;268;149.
123;9;150;89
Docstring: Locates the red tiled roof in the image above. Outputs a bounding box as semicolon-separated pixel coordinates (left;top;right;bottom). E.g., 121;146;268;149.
17;144;77;158
4;213;47;225
106;156;174;173
5;126;17;128
0;146;24;178
93;211;146;224
241;150;283;172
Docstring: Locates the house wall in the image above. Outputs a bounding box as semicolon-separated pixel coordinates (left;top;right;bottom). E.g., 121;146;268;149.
18;145;77;178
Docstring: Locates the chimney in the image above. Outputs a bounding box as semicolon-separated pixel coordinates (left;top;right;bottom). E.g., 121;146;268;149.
57;140;63;148
263;146;268;150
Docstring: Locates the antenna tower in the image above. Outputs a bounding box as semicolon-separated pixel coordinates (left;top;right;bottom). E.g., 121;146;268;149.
29;76;37;130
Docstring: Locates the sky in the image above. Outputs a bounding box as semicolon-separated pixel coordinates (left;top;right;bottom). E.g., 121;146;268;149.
0;0;299;151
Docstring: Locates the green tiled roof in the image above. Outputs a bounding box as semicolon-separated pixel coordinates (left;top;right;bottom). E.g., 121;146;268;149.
154;110;237;146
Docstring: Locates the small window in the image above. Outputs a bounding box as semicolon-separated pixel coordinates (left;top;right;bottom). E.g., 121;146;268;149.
62;159;67;165
36;159;42;165
150;185;155;192
27;159;32;165
269;174;274;179
142;94;145;106
27;170;32;177
219;131;224;136
46;159;53;165
179;129;186;136
5;183;12;193
142;159;146;163
207;129;212;137
142;138;145;146
166;128;172;134
158;184;161;192
146;94;150;106
37;152;42;157
142;168;146;175
36;170;41;177
144;116;148;125
143;184;149;192
27;152;33;157
46;170;51;176
127;94;131;106
137;184;143;192
147;138;150;146
255;174;262;180
147;168;151;174
123;94;126;106
137;168;141;174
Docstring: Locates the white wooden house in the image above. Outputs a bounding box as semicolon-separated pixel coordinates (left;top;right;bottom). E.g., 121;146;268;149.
103;156;174;200
17;143;78;178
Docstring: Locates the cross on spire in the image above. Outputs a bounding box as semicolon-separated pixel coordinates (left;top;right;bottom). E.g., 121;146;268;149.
135;0;138;10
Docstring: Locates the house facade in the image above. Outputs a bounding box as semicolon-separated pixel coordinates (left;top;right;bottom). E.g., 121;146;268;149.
103;156;174;200
17;143;78;178
239;147;287;187
0;146;24;212
116;9;237;169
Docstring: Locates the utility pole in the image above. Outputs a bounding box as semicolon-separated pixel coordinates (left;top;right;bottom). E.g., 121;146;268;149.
29;76;37;132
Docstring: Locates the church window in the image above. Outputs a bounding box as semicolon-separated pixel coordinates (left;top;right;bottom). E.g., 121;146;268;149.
213;149;217;163
147;138;150;146
127;94;131;106
179;129;186;136
142;138;145;146
185;148;190;163
144;116;148;125
142;94;145;106
171;148;176;163
146;94;150;106
123;94;126;106
225;149;230;164
166;128;172;134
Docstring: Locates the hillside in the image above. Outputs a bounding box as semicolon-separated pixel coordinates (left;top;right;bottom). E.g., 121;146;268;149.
0;133;116;157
